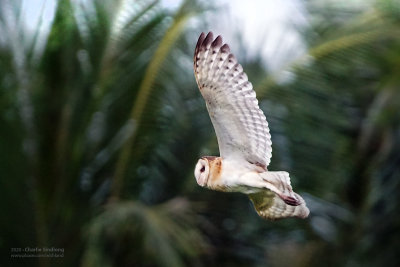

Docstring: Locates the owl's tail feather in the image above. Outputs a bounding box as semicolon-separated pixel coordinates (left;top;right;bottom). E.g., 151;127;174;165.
248;190;309;220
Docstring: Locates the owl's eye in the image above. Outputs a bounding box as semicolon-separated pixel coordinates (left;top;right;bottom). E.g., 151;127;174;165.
194;159;209;187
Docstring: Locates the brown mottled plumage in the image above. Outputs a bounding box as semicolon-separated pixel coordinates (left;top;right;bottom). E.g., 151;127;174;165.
202;156;225;191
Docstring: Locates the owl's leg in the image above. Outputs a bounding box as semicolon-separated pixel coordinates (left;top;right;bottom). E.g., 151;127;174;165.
260;172;302;206
240;172;302;206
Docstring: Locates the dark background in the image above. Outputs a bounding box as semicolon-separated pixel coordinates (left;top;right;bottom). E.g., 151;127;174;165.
1;0;399;266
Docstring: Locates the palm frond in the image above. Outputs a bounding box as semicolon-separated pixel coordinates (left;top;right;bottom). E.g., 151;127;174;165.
110;0;197;200
82;198;208;267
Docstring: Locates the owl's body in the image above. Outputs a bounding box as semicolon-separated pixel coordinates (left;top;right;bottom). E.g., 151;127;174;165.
193;32;309;220
198;156;257;193
196;156;309;219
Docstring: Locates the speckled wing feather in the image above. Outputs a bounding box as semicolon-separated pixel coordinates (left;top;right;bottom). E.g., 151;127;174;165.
249;190;309;220
194;32;272;168
249;171;309;219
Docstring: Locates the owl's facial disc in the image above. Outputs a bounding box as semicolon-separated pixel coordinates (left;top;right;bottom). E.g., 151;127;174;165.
194;158;210;187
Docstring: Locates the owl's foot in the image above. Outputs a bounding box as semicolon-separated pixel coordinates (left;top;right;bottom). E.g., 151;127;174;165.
279;194;301;206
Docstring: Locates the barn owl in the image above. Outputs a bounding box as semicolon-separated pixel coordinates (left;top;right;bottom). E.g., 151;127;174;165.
193;32;309;220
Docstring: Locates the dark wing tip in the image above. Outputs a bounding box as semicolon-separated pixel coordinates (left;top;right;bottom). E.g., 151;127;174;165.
195;32;206;52
211;35;223;48
220;43;230;53
201;31;214;49
281;195;302;206
197;32;206;45
194;32;206;67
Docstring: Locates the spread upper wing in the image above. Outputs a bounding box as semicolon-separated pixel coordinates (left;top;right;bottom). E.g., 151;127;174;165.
194;32;272;168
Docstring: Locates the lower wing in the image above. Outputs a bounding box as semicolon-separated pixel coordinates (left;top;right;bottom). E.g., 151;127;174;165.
248;171;309;220
248;190;309;220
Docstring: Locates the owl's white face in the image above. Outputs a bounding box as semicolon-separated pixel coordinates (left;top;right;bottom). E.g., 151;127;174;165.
194;158;210;187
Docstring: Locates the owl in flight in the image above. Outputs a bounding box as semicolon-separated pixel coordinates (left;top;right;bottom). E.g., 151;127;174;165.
193;32;309;220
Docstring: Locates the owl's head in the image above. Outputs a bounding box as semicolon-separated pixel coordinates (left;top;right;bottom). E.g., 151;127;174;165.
194;156;221;187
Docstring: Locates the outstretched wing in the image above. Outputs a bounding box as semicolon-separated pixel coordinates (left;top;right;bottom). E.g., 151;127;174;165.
249;171;309;219
194;32;272;168
249;190;309;220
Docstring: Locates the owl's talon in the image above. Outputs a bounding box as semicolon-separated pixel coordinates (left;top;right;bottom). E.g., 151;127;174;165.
280;194;301;206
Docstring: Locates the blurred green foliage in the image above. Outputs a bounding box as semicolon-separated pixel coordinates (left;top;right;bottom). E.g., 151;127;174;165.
0;0;399;266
